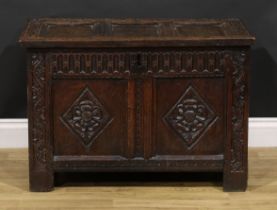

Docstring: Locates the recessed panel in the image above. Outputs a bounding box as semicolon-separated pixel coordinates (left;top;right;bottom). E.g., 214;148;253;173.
154;78;225;156
52;79;128;157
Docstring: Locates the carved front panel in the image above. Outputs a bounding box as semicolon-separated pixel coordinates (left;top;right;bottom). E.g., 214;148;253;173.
61;87;112;148
48;49;247;175
50;50;228;160
164;85;216;149
52;79;129;157
154;78;225;156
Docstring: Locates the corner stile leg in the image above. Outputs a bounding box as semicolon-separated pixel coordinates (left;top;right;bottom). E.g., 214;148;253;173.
223;50;249;192
28;52;54;192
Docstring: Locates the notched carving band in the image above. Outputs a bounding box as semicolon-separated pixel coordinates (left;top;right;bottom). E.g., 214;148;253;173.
50;51;226;78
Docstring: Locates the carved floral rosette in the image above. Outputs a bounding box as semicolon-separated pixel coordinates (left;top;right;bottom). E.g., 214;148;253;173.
61;87;112;148
164;85;216;149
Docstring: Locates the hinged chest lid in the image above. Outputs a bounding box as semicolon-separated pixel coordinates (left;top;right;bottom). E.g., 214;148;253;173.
19;18;255;48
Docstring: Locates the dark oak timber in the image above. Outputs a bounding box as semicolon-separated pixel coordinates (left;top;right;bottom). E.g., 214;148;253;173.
19;18;255;192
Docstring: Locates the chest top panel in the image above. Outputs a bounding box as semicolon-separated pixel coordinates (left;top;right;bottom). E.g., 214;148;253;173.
19;18;255;48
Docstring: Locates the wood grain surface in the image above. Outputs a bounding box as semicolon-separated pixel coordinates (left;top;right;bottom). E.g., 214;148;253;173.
0;148;276;210
19;18;255;47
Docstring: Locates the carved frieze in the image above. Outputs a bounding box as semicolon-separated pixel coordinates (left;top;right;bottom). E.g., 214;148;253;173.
50;51;226;78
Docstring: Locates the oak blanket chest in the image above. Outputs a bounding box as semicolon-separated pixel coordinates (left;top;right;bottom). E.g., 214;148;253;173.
19;18;255;191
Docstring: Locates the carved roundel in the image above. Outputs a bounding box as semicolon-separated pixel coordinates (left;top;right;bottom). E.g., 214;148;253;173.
164;85;216;149
61;87;112;147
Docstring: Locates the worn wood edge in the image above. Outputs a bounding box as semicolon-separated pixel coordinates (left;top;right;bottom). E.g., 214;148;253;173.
18;18;255;47
18;39;256;48
52;159;224;172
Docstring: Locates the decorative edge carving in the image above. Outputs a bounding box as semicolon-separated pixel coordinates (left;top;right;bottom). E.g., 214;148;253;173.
30;53;48;167
229;51;247;173
50;51;226;78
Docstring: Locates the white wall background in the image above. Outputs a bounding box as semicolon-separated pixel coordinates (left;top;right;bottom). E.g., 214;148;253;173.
0;118;276;148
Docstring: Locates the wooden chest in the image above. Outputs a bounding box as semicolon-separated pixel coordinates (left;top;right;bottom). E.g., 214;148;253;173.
19;18;255;192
